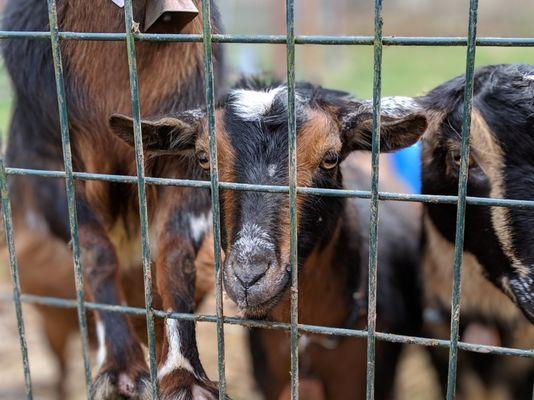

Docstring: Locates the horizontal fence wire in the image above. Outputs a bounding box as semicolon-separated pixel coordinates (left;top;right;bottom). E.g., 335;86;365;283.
0;2;533;400
5;166;534;209
1;31;534;46
1;291;532;359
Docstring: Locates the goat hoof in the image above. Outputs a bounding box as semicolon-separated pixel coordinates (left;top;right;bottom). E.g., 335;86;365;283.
159;369;230;400
90;369;151;399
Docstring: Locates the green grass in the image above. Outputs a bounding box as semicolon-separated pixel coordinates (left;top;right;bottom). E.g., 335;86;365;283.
321;46;534;98
0;64;12;137
1;47;534;134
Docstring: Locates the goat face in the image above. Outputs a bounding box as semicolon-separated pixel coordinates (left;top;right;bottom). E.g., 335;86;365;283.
420;64;534;322
109;79;426;317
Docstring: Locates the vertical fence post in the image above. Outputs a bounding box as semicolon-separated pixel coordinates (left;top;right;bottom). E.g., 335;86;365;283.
200;1;227;398
0;154;32;399
446;0;479;399
122;1;159;397
46;1;92;396
285;0;299;399
366;0;384;398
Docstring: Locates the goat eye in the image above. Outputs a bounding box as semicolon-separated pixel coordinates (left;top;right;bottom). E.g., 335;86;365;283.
321;153;339;170
452;151;462;166
196;151;210;170
451;150;475;168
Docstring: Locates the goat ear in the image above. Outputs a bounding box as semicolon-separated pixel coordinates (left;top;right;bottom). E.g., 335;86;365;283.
509;273;534;323
339;97;427;154
109;113;203;154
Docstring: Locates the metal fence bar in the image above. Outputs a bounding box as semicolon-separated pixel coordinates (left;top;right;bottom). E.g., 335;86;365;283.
2;291;533;359
2;31;534;47
46;1;92;395
123;1;159;396
0;155;32;399
200;0;227;398
446;0;479;399
285;0;299;398
5;166;534;209
366;0;384;398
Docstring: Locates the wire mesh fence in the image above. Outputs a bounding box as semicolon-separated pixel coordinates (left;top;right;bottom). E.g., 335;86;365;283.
0;0;533;399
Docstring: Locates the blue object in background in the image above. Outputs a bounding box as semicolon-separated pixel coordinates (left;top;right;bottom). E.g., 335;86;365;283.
390;142;421;193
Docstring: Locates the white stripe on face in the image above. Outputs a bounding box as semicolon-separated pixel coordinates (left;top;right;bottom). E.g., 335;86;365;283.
233;223;274;260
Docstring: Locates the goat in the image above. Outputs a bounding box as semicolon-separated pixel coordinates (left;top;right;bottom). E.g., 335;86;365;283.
418;64;534;399
2;0;224;398
109;78;427;399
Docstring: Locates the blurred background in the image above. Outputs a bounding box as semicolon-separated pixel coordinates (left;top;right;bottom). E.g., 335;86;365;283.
0;0;533;399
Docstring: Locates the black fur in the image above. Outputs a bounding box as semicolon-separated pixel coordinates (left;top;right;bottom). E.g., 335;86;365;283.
420;64;534;399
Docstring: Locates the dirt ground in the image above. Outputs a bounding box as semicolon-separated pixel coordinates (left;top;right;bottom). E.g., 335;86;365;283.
0;282;441;400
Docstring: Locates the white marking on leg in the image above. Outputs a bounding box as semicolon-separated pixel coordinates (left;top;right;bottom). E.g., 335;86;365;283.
158;318;194;379
189;212;212;244
96;320;107;369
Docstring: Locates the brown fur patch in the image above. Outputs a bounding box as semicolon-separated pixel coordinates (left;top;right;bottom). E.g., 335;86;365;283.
423;108;529;278
206;110;237;246
422;215;531;326
277;109;342;261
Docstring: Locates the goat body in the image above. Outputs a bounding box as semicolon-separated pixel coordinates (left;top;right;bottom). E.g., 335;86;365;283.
2;0;224;398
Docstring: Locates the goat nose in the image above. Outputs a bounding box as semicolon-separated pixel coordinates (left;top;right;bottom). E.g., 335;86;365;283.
233;252;274;289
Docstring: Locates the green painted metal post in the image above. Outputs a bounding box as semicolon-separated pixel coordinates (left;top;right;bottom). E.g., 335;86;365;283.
446;0;479;399
46;1;92;396
123;1;159;397
200;0;227;398
285;0;299;399
366;0;384;398
0;153;33;399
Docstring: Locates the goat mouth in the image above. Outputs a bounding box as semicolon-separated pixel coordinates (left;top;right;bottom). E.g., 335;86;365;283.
224;263;291;318
240;278;291;319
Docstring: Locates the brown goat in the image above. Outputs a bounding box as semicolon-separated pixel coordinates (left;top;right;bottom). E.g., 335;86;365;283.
2;0;224;398
109;78;427;399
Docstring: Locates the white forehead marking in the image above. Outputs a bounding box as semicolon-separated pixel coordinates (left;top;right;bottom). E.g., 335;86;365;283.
189;212;211;244
267;164;276;177
158;317;194;379
230;87;285;121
